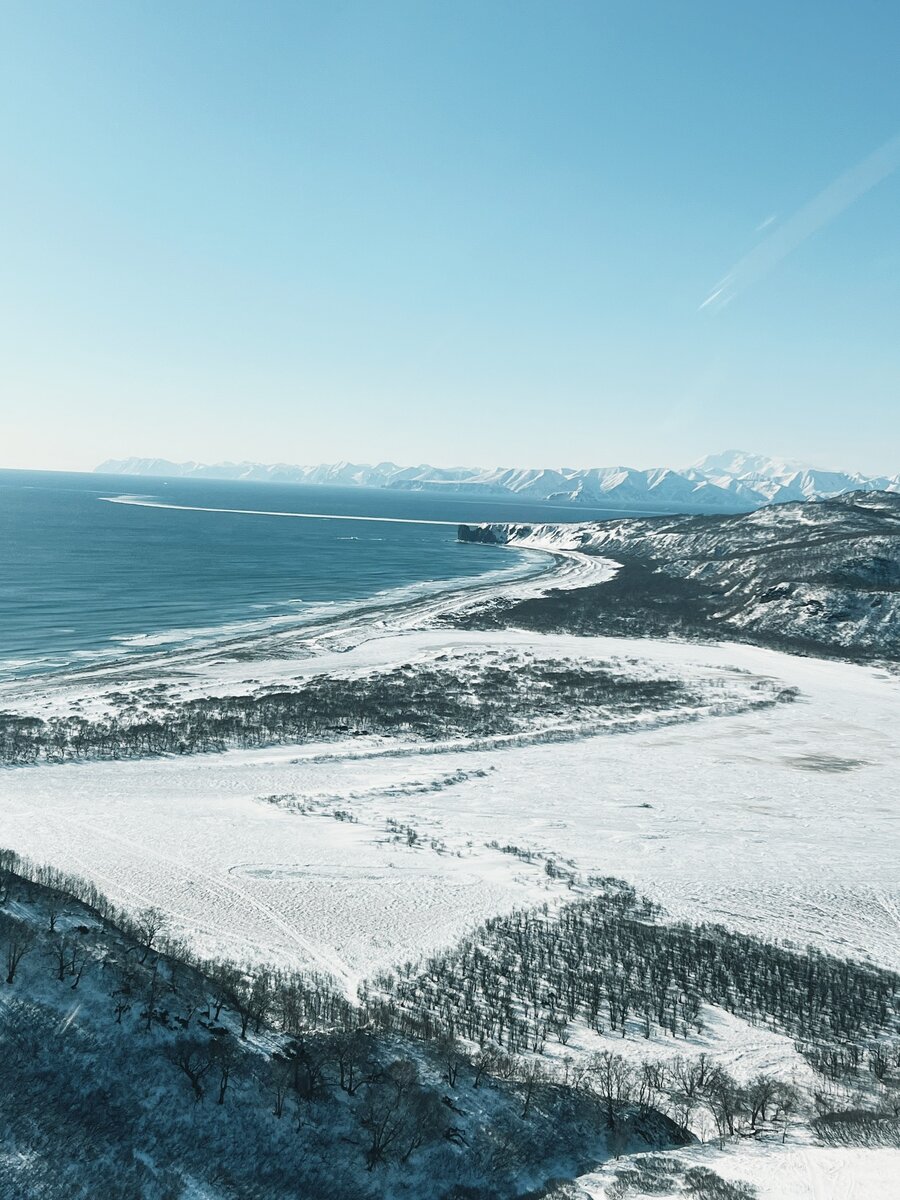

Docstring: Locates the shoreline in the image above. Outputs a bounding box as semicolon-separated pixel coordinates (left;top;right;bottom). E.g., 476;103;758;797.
0;526;614;717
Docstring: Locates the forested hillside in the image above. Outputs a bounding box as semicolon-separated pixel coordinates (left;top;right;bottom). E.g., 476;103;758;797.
0;852;687;1200
458;492;900;661
2;850;898;1198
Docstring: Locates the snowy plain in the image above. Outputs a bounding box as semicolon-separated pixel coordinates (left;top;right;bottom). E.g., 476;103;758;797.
3;631;897;976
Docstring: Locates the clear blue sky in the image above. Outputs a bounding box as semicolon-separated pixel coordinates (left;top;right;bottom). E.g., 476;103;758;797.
2;1;898;475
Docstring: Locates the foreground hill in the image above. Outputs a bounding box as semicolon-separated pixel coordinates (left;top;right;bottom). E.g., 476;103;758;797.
0;854;688;1200
457;491;900;662
4;849;899;1199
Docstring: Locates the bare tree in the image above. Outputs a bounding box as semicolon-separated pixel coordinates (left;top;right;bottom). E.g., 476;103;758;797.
333;1028;376;1095
358;1060;445;1170
132;907;167;964
0;850;19;905
435;1034;466;1088
746;1073;781;1129
399;1089;445;1163
46;891;65;934
585;1050;634;1129
270;1056;293;1118
210;1037;240;1106
48;933;71;983
167;1036;213;1102
3;918;35;984
471;1045;500;1089
517;1059;546;1119
229;970;273;1039
141;959;167;1032
205;961;242;1022
703;1067;747;1140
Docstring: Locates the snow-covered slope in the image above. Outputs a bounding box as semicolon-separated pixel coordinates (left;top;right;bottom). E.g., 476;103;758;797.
95;452;900;514
458;491;900;661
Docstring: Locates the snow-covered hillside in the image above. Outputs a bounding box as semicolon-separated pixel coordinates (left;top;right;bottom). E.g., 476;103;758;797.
458;490;900;661
94;451;900;514
0;857;688;1200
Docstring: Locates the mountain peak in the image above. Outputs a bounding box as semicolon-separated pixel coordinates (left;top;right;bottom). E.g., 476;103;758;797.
690;450;810;479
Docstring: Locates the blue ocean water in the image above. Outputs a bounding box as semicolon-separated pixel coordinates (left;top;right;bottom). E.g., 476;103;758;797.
0;469;635;682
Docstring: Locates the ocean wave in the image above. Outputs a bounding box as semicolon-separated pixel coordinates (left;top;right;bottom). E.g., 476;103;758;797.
0;656;68;672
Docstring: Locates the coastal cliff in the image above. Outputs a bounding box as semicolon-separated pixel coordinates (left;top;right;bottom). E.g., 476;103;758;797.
457;522;609;552
457;491;900;662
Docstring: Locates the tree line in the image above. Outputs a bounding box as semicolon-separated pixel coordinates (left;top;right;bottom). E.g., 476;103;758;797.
0;659;703;765
365;879;900;1073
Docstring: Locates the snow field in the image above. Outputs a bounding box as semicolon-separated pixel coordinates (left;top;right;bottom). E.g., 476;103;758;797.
2;632;898;975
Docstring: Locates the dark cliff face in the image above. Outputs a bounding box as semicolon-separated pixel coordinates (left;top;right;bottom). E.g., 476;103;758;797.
458;523;510;545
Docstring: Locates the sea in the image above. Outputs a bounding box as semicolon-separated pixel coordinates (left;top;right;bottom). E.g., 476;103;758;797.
0;468;640;683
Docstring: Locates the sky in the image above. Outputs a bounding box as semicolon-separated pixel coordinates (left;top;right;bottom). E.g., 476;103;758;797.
1;1;899;476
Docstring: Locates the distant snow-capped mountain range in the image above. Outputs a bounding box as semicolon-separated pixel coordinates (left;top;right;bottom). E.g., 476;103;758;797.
94;451;900;514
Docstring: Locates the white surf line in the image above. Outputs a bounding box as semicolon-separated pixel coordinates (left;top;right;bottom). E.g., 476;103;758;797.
100;495;483;528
